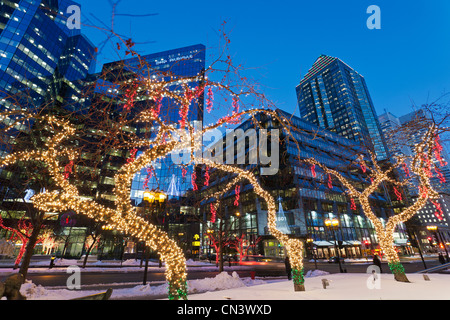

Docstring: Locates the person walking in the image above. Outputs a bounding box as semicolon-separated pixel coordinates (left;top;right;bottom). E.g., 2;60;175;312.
438;252;446;264
285;256;292;280
373;254;382;273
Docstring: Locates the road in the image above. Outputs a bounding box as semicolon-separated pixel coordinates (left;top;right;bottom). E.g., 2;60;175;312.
22;257;445;290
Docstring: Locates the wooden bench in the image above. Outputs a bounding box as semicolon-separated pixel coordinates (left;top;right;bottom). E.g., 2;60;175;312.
71;288;113;300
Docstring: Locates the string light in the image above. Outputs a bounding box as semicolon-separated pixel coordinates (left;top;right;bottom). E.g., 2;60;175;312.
304;123;441;283
199;158;306;291
0;106;293;298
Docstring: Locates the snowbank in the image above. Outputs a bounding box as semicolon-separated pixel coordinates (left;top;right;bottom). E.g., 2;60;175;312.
189;273;450;300
12;269;450;301
18;271;269;300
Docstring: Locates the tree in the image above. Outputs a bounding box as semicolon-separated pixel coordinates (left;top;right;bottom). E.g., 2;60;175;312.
303;113;447;282
0;216;49;272
230;234;262;264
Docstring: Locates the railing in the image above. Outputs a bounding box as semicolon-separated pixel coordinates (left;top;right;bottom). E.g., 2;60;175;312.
415;262;450;274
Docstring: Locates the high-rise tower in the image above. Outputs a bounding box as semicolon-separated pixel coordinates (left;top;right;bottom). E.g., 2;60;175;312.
296;55;389;160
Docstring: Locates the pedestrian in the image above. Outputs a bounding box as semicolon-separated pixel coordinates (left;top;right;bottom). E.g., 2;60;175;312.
373;254;382;273
285;256;292;280
438;252;446;264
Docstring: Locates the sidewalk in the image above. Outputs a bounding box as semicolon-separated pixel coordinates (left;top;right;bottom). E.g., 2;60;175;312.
0;258;253;275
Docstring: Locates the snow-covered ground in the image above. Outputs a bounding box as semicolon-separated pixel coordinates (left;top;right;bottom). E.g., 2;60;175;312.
12;269;450;300
189;272;450;300
2;256;450;300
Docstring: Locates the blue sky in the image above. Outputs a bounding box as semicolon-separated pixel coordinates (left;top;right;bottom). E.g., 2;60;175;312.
77;0;450;119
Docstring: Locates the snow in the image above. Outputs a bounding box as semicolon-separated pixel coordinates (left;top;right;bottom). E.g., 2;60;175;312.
11;267;450;300
2;257;450;300
189;272;450;300
17;271;271;300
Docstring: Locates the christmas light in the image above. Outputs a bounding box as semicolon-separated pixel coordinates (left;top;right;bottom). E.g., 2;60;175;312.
304;123;440;283
234;185;240;206
393;186;403;202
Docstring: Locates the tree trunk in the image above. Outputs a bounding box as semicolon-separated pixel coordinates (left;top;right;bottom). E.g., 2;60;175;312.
218;219;224;272
82;241;96;268
382;240;410;283
292;268;306;292
19;223;42;281
393;271;410;283
294;283;305;292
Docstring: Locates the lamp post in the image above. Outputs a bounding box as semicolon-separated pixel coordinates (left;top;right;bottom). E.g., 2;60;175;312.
206;228;214;263
306;237;317;270
325;218;344;273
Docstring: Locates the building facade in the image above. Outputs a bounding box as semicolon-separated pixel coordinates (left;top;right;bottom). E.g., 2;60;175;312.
379;109;450;256
296;55;389;161
91;44;206;206
200;108;409;260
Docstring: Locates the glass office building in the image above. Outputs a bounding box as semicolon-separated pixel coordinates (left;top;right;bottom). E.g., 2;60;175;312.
379;109;450;195
0;0;96;155
99;44;206;204
0;0;96;105
200;108;408;259
296;55;389;161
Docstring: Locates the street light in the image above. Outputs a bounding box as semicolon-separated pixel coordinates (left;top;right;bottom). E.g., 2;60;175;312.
306;237;317;270
144;188;167;204
206;229;214;263
324;218;344;273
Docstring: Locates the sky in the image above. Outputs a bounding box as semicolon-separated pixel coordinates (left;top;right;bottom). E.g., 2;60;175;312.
76;0;450;120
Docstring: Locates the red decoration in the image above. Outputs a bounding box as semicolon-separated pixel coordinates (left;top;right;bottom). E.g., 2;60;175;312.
327;174;333;189
205;232;232;266
143;167;153;190
393;186;403;202
152;96;162;118
234;185;240;206
0;217;45;266
402;162;410;178
230;234;262;264
434;166;446;184
124;82;138;111
127;148;138;163
206;87;214;113
64;160;74;180
432;201;444;221
204;166;210;187
226;96;241;124
360;162;367;173
210;203;216;223
311;164;316;178
350;198;357;210
422;153;433;177
434;135;447;167
191;171;198;191
182;167;187;178
180;88;194;128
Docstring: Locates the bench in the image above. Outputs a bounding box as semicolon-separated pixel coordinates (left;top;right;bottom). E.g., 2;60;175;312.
71;288;113;300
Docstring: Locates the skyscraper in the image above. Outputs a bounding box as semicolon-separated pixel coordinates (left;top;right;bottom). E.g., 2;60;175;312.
0;0;96;108
378;111;413;158
0;0;96;157
200;108;407;259
296;55;389;161
101;44;206;204
397;109;449;194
